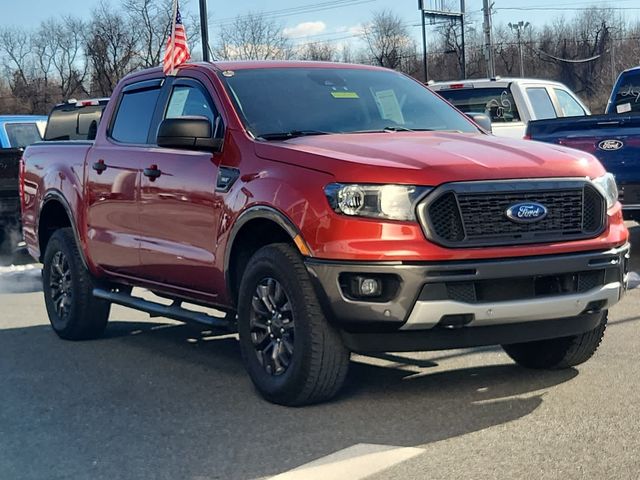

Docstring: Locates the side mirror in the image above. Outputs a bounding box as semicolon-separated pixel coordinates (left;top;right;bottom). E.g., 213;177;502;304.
466;113;492;134
157;116;222;152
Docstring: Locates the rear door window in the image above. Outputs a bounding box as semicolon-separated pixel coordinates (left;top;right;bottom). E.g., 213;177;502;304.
4;123;42;148
111;86;161;144
553;89;586;117
527;87;557;120
437;87;521;123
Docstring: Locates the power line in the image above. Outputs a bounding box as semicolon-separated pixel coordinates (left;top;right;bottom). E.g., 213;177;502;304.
496;6;640;12
210;0;378;26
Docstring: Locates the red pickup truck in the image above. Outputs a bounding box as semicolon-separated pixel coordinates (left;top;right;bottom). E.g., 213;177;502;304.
21;61;629;405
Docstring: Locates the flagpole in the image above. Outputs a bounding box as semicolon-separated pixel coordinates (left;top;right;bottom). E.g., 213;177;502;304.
169;0;178;75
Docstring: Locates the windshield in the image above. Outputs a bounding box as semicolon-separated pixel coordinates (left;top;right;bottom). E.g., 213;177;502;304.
4;123;42;148
437;87;521;123
220;67;478;138
611;72;640;114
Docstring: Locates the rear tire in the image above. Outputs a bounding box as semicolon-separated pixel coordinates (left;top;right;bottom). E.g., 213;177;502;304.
502;312;608;369
237;243;350;406
42;228;110;340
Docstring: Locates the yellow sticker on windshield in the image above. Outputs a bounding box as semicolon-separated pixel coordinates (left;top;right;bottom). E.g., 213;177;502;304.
331;91;359;99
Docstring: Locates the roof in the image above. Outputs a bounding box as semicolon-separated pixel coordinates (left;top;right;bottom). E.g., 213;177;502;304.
0;115;47;123
431;77;568;88
205;60;387;71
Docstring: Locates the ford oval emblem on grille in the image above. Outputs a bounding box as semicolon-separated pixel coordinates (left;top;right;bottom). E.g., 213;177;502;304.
598;139;624;151
505;202;548;223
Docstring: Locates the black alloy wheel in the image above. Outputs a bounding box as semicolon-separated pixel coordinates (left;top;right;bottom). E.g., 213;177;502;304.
249;277;295;376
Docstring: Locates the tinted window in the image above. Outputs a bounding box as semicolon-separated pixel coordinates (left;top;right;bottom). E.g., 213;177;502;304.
166;85;216;124
5;123;42;148
611;72;640;114
221;68;478;137
438;87;521;123
554;89;586;117
111;88;160;143
527;87;557;120
45;105;106;141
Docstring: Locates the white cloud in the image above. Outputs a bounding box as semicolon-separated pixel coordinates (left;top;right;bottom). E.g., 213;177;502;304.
283;21;327;38
346;24;365;36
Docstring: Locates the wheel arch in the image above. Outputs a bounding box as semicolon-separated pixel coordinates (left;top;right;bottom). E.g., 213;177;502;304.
38;191;87;268
224;206;311;306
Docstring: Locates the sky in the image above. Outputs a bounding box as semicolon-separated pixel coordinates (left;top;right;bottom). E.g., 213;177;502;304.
6;0;640;52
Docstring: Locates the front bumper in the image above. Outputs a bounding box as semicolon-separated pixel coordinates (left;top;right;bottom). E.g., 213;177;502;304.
305;244;629;350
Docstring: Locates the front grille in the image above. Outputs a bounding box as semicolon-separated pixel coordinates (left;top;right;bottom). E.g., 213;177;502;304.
419;180;606;247
428;270;606;304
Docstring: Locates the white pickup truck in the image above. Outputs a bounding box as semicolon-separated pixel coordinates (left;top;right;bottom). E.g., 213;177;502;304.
430;78;590;138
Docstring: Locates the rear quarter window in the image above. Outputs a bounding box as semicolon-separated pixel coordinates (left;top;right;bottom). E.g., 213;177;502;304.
437;87;521;123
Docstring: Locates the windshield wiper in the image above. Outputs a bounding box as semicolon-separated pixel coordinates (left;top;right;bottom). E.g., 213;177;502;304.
349;126;435;134
257;130;330;141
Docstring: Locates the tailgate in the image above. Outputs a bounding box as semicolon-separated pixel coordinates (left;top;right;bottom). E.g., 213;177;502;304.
0;149;21;193
528;115;640;184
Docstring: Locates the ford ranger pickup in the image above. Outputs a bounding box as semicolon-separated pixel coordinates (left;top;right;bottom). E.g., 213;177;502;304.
21;61;629;406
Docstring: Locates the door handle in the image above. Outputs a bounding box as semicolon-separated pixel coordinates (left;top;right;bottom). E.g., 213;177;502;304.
92;159;107;174
143;165;162;181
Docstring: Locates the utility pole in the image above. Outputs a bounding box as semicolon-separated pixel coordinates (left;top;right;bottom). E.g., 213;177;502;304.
419;0;428;81
482;0;495;78
199;0;210;62
509;21;530;77
460;0;466;79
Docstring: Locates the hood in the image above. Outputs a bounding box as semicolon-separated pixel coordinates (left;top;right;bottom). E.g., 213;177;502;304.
254;131;606;185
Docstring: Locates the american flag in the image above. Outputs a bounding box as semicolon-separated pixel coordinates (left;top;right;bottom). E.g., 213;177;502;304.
163;1;190;75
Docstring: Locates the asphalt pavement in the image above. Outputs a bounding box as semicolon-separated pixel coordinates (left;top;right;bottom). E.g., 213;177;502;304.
1;227;639;480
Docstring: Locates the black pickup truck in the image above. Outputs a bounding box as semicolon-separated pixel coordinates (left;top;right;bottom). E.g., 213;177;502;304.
0;148;23;255
0;99;108;256
527;67;640;221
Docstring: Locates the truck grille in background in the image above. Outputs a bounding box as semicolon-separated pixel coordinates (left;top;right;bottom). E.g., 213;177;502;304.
418;180;606;247
0;197;20;217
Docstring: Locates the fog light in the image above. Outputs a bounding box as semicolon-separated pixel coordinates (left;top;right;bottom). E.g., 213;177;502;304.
353;276;382;297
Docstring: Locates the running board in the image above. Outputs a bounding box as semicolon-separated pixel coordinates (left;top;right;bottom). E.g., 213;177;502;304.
92;288;230;329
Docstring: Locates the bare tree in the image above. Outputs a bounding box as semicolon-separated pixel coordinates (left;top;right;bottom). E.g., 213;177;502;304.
0;27;32;90
298;42;337;61
35;17;89;101
85;1;139;96
362;10;414;71
214;13;293;60
122;0;171;68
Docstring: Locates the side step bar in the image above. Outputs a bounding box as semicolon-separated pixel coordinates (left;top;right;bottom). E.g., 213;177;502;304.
93;288;230;329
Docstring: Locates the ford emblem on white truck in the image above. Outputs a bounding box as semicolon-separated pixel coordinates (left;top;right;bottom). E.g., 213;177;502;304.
598;139;624;151
505;202;548;223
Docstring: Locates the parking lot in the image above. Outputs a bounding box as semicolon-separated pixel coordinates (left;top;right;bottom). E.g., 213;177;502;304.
1;226;639;480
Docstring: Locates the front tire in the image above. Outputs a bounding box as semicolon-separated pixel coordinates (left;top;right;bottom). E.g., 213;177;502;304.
237;243;350;406
42;228;110;340
502;312;608;369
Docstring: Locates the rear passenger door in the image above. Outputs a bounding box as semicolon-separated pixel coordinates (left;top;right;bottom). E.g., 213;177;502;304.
85;79;162;275
135;77;227;295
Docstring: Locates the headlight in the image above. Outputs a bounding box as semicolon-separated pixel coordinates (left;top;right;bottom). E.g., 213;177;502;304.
324;183;430;221
592;173;618;210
